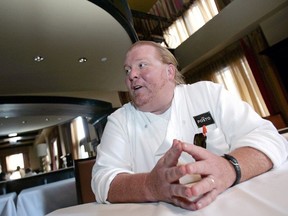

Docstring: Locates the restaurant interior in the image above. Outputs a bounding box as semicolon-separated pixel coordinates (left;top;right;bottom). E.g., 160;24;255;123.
0;0;287;215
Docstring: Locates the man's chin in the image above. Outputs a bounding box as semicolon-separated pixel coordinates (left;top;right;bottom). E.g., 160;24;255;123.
133;100;150;112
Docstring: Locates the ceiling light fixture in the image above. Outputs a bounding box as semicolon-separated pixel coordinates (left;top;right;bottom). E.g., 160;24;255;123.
78;57;87;63
34;56;44;62
101;57;107;62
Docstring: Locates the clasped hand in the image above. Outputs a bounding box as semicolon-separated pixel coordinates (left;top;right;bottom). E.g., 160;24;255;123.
145;139;235;210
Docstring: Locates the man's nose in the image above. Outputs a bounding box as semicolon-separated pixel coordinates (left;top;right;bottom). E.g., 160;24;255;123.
128;68;139;80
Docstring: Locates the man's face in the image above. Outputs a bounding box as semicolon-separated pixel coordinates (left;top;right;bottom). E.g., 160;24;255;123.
124;44;174;113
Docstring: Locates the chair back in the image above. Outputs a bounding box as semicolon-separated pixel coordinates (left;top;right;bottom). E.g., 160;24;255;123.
74;157;96;204
264;113;286;130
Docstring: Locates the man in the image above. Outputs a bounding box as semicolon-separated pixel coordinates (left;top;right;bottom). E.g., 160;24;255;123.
92;41;288;210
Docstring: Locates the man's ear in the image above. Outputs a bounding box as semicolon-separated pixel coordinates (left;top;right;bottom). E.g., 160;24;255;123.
166;64;176;80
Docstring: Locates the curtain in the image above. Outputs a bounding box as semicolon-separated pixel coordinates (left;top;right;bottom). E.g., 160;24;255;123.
241;28;288;121
184;41;270;117
164;0;219;48
149;0;195;20
70;118;81;160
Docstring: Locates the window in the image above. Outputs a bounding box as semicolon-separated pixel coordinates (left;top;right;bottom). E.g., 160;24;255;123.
185;46;270;117
53;139;59;170
6;153;24;180
164;0;218;48
72;116;89;159
212;56;269;116
6;153;24;172
75;116;85;141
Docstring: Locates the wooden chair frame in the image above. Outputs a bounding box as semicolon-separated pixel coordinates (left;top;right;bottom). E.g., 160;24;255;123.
74;157;96;204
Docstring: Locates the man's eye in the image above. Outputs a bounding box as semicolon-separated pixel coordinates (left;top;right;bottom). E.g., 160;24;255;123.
124;68;131;74
139;63;146;69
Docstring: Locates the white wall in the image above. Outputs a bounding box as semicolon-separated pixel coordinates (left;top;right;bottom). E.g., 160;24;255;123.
260;4;288;46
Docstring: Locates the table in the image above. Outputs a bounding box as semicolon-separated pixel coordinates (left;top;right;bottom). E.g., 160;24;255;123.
0;192;17;216
47;160;288;216
17;178;77;216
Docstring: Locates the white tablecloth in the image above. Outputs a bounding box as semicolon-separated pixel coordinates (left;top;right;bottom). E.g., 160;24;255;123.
47;160;288;216
0;192;17;216
17;178;77;216
281;132;288;140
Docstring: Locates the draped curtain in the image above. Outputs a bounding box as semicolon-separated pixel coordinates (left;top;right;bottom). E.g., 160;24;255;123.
70;118;81;160
184;41;270;117
163;0;219;48
241;28;288;121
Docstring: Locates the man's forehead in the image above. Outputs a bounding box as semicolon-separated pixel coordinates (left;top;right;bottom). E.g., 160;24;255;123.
124;44;161;67
127;44;158;58
130;44;155;52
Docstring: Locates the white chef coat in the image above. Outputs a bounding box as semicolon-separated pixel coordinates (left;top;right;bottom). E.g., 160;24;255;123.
91;81;288;203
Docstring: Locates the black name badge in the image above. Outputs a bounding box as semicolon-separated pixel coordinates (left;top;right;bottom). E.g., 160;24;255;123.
193;112;215;128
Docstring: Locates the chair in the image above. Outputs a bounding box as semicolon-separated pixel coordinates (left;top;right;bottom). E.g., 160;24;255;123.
263;113;286;130
74;157;96;204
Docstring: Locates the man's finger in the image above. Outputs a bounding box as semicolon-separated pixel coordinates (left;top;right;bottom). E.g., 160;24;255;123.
182;143;213;161
162;139;183;166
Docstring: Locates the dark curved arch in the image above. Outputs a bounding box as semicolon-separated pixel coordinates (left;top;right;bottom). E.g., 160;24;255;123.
88;0;138;43
0;96;113;118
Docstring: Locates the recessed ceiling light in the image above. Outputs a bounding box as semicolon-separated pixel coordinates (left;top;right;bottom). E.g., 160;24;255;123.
101;57;107;62
34;56;44;62
22;120;27;124
78;57;87;63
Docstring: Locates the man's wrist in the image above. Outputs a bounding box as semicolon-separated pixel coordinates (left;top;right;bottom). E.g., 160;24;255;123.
222;154;241;187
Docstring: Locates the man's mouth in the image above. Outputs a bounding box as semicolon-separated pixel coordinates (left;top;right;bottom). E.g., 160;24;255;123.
133;85;142;91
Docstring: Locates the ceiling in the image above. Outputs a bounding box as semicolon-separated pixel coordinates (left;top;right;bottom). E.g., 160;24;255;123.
0;0;145;146
0;0;135;95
